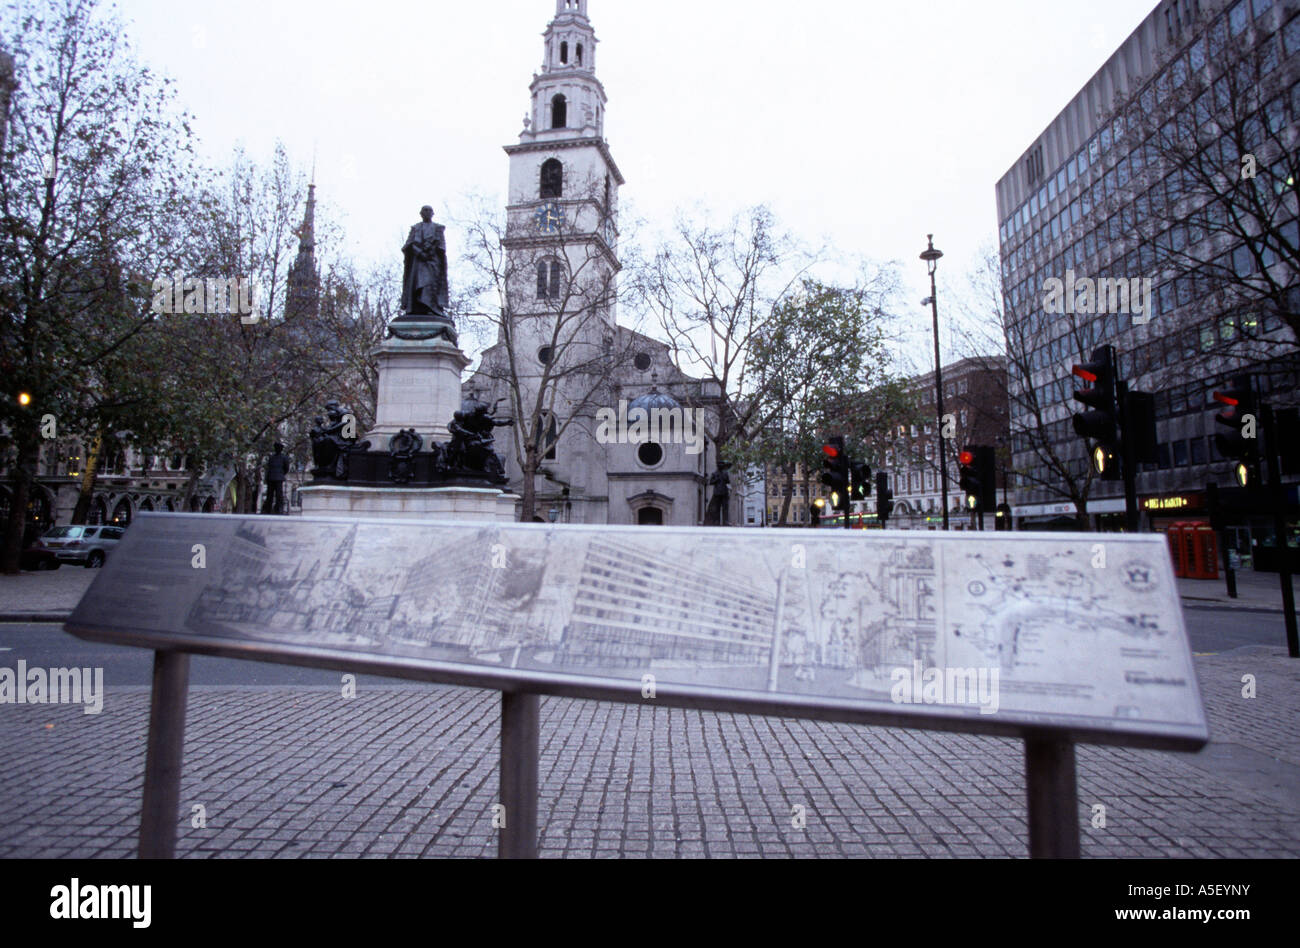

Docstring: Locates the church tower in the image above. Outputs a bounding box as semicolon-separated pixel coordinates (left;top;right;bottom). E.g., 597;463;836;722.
502;0;624;350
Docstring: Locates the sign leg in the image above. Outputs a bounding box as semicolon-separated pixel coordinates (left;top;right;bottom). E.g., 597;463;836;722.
499;691;539;859
1023;734;1081;858
139;650;190;859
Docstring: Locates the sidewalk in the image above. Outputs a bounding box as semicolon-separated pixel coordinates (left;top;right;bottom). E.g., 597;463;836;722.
0;568;97;621
0;645;1296;858
1177;570;1296;611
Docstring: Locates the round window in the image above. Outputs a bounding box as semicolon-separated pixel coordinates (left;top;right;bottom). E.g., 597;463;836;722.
538;347;554;365
634;352;652;371
638;443;664;467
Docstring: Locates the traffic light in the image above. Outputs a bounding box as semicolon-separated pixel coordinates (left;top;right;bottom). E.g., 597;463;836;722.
821;436;848;500
975;445;997;512
958;446;997;513
1072;346;1121;480
876;471;894;525
1276;407;1300;476
849;460;873;501
958;448;981;511
1212;376;1259;487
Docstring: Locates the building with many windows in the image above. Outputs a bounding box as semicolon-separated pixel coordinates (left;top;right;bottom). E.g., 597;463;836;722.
997;0;1299;544
867;357;1010;530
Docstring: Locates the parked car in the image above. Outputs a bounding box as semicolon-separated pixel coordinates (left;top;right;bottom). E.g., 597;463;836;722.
24;525;126;569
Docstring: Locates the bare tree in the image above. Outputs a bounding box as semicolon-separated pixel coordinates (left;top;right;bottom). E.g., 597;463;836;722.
1100;14;1299;374
636;206;824;456
951;248;1098;523
455;180;639;521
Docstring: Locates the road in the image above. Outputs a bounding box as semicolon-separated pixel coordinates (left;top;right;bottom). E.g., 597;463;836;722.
0;603;1289;685
0;623;415;688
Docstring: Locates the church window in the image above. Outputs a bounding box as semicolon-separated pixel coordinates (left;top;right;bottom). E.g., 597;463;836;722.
634;352;652;371
541;159;563;198
560;41;568;64
638;443;664;467
552;94;567;128
537;259;563;299
538;347;554;365
537;412;559;461
576;44;584;65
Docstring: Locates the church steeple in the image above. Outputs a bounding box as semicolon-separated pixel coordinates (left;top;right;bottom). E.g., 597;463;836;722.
521;0;605;141
285;182;320;321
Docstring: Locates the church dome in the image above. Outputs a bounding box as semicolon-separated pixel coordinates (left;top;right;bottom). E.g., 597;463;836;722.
629;386;680;414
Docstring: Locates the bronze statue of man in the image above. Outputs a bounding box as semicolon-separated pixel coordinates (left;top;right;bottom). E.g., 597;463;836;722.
401;206;450;317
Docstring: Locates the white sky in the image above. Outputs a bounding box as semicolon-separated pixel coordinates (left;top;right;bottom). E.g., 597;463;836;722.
115;0;1155;370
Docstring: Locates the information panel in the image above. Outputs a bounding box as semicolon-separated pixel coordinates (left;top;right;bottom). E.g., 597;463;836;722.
66;514;1209;748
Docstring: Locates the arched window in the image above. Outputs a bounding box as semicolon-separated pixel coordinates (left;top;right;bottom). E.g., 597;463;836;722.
540;159;563;198
537;259;563;300
551;94;567;129
576;44;583;65
537;412;559;461
560;41;568;64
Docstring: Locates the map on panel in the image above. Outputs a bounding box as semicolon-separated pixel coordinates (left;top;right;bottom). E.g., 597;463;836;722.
66;514;1208;742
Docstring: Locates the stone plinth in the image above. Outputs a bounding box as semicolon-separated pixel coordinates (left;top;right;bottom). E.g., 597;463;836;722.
366;334;471;445
299;485;519;523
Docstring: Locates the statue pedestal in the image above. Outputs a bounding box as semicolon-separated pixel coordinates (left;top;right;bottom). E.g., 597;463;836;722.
366;330;470;446
299;484;519;523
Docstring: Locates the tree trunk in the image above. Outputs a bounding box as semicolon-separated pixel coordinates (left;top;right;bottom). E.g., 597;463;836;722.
778;466;795;525
518;443;539;522
1;431;40;573
70;430;105;525
179;467;202;512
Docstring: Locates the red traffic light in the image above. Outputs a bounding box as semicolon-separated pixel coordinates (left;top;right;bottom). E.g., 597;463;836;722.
822;443;840;459
1212;390;1239;407
958;450;975;466
1071;365;1098;383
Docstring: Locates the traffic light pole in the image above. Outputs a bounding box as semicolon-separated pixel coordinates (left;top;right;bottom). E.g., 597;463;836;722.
1117;381;1140;533
1205;483;1238;600
1262;405;1298;658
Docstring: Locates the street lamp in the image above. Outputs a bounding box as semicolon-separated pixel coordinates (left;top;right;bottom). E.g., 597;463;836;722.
920;234;949;530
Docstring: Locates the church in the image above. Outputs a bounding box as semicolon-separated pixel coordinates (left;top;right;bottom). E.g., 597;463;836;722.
464;0;740;528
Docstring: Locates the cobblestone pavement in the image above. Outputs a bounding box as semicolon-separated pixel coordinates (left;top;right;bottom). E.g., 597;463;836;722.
1;645;1297;858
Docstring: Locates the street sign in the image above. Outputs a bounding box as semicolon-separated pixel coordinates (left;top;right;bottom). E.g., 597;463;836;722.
66;513;1209;861
68;514;1208;747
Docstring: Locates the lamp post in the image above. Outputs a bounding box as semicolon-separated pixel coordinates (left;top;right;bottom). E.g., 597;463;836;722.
921;235;949;530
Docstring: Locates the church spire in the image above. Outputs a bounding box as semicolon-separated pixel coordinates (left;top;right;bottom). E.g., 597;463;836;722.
520;0;605;141
285;182;320;321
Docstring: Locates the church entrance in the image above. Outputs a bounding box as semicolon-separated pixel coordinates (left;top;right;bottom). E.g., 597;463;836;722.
637;508;664;526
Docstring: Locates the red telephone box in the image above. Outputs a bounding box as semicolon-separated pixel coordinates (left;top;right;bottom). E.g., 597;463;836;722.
1166;521;1218;580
